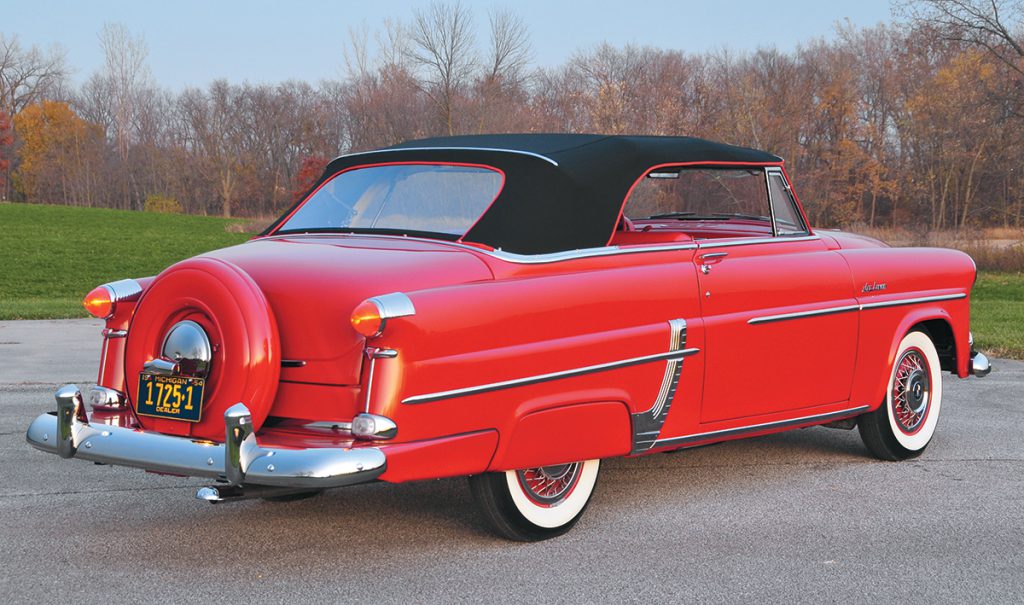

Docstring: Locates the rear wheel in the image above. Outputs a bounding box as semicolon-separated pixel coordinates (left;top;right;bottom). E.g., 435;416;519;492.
468;459;600;541
858;330;942;460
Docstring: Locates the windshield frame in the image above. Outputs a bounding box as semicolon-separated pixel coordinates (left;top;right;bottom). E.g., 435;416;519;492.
270;161;507;240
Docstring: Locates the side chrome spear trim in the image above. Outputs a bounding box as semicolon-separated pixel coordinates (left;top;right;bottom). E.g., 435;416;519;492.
402;345;700;405
631;319;688;454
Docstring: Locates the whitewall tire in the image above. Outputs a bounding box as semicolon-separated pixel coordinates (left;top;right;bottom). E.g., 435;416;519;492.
859;330;943;460
469;459;600;541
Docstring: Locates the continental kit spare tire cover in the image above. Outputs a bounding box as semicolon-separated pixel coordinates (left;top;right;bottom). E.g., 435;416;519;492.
125;256;280;440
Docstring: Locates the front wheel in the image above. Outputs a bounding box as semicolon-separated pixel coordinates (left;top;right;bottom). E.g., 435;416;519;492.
468;459;600;541
858;330;943;460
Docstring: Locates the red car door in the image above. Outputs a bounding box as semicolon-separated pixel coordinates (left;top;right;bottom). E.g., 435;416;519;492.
696;238;858;423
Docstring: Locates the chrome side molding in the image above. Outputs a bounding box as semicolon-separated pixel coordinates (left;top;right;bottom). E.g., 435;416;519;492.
403;347;700;405
653;405;871;449
859;292;967;310
748;305;860;325
748;293;969;325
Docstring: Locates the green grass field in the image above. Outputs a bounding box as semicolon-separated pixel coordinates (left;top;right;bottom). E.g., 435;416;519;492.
0;203;250;319
1;203;1021;358
971;272;1024;359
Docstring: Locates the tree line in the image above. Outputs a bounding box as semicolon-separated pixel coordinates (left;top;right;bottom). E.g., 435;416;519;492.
1;0;1022;230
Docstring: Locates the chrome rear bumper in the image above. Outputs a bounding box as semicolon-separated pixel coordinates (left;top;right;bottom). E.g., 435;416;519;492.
26;385;386;489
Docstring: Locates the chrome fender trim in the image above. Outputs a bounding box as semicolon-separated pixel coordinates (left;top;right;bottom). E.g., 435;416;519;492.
27;385;386;489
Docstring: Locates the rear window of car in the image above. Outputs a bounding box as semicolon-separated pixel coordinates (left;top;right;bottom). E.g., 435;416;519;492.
278;164;504;238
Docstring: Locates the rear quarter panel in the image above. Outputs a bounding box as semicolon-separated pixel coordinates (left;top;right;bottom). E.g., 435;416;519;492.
364;251;704;468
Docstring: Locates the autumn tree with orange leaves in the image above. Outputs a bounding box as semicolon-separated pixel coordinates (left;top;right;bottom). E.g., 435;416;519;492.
13;100;105;205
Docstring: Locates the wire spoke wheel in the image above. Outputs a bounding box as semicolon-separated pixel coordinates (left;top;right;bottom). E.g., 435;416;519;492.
858;330;943;460
516;463;583;506
469;459;600;541
891;348;931;435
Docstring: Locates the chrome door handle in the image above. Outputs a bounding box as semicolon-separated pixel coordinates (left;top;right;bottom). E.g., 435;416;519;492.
699;252;728;263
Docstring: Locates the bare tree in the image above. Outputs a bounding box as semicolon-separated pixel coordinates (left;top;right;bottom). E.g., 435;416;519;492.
408;1;478;135
465;8;533;132
486;9;531;86
902;0;1024;70
0;34;68;116
98;23;152;208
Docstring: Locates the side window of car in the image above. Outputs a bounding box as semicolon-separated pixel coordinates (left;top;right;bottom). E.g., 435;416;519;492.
767;172;809;236
623;167;773;224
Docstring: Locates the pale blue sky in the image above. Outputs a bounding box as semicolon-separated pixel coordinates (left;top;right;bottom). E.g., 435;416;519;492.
3;0;896;89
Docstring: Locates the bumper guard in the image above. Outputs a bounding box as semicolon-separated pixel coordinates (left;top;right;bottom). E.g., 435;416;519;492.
971;351;992;377
26;385;386;489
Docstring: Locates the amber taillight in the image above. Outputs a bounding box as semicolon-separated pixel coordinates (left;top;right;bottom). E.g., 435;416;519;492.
83;286;114;319
350;299;384;338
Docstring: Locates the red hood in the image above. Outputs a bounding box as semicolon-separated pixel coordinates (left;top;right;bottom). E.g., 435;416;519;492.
204;235;494;385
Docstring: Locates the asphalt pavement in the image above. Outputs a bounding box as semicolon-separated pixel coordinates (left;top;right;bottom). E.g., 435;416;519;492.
1;319;1021;604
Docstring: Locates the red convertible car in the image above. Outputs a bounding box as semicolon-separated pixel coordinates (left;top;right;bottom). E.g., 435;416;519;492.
27;134;991;540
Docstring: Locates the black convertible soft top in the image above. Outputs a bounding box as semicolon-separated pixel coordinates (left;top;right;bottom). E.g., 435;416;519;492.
268;134;783;255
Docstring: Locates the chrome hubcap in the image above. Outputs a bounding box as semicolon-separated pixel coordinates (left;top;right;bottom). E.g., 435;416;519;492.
516;462;583;506
892;349;930;434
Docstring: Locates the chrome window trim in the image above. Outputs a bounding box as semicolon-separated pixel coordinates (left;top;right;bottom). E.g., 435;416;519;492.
652;405;870;449
765;167;810;236
859;292;966;310
763;167;779;237
403;347;701;405
265;231;823;261
482;243;698;264
332;146;559;167
695;234;820;249
258;232;698;263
